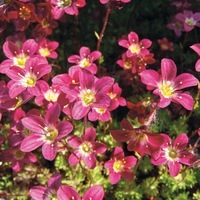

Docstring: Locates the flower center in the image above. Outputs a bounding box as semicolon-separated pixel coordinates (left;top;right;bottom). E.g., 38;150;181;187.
185;17;196;26
41;19;50;28
79;58;90;68
129;44;141;54
14;149;25;160
107;92;117;99
159;81;174;98
124;60;133;69
165;146;179;161
39;47;51;57
79;89;96;106
44;89;59;102
59;0;72;7
95;107;107;114
113;160;124;173
79;141;93;156
44;126;58;142
13;53;29;68
19;6;31;20
161;44;168;50
22;73;37;87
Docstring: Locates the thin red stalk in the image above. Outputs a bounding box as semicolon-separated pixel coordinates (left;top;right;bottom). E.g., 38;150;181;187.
96;7;111;51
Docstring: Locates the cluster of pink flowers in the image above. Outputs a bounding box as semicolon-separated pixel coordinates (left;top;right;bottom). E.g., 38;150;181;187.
29;173;104;199
117;31;155;74
0;0;199;199
167;0;200;36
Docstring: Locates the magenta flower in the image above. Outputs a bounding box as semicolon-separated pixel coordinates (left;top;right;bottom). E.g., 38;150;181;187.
20;104;73;160
104;146;137;184
151;134;197;177
50;0;86;19
6;57;51;98
0;39;38;74
0;132;37;172
29;173;64;199
37;38;59;59
30;173;104;199
175;10;200;32
106;83;126;111
190;43;200;72
118;31;152;58
34;81;61;108
140;58;199;110
167;17;184;37
57;184;105;200
110;118;165;157
67;127;107;169
61;69;114;120
68;46;101;74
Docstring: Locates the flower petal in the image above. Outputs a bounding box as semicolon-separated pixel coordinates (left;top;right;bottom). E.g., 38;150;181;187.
172;93;194;110
168;161;180;177
20;134;44;152
161;58;177;81
140;69;160;88
22;116;45;133
42;142;57;161
82;185;104;200
29;186;48;200
174;73;198;90
57;186;80;200
173;133;188;149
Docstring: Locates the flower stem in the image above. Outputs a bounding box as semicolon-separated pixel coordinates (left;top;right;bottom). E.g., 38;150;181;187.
96;7;111;51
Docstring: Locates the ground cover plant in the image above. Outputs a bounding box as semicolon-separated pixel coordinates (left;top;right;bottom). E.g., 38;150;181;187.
0;0;200;199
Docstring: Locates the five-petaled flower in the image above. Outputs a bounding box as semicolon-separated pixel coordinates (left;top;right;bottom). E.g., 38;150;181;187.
6;57;51;98
104;146;137;184
67;127;107;169
68;46;101;74
20;103;73;160
151;134;197;177
175;10;200;32
110;118;165;158
140;58;199;110
118;31;152;58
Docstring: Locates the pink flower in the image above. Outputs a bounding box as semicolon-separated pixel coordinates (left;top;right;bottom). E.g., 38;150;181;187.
106;83;126;111
110;118;165;157
157;37;174;51
175;10;200;32
6;57;51;98
50;0;86;19
37;38;59;59
30;173;104;199
20;104;73;160
34;81;61;108
67;127;107;169
68;46;101;74
140;58;199;110
0;133;37;172
151;134;197;177
117;52;155;74
29;173;64;199
61;69;114;120
167;17;184;37
0;39;38;74
118;31;152;58
104;146;137;184
13;2;37;31
190;43;200;72
57;185;105;200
